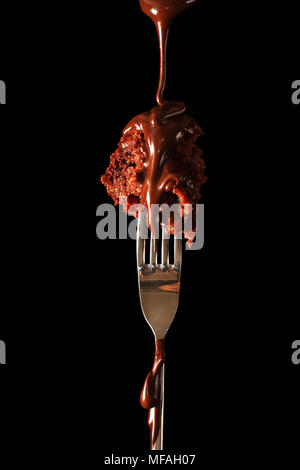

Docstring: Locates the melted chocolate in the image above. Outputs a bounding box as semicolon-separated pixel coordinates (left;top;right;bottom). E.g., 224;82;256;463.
140;339;165;449
124;105;198;234
139;0;198;105
123;0;199;234
133;0;198;449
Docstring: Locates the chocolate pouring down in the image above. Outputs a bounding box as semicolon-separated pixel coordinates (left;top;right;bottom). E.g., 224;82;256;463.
101;0;206;241
101;0;206;449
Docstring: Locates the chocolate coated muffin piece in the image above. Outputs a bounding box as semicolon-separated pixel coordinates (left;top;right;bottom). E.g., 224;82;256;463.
101;124;206;239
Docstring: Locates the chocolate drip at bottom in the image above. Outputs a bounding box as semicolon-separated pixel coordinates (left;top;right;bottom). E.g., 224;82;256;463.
140;339;165;449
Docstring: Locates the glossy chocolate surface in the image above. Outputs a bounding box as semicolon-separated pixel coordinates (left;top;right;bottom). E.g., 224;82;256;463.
124;105;198;233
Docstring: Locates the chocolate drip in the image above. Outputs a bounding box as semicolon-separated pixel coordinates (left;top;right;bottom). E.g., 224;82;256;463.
139;0;198;106
140;339;165;449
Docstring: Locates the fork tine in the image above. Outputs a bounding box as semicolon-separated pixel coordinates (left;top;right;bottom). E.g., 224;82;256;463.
150;232;158;266
161;227;169;266
174;235;182;269
137;210;146;267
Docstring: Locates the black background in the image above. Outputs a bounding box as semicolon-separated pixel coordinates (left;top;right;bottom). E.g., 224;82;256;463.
1;0;299;466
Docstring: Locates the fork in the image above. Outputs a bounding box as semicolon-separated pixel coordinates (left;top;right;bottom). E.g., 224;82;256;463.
137;210;182;450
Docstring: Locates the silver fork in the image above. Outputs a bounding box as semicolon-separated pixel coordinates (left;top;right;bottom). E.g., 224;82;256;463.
137;210;182;450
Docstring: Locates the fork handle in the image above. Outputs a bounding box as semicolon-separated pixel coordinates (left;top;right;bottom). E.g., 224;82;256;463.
152;363;165;450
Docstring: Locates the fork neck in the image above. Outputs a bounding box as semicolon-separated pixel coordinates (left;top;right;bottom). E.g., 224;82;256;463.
154;338;165;364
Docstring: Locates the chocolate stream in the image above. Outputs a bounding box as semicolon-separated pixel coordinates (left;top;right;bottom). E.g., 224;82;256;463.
126;0;199;234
